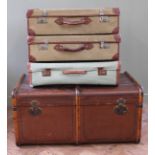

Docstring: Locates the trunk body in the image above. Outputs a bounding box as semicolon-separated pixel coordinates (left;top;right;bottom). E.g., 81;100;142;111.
12;72;143;145
27;8;119;35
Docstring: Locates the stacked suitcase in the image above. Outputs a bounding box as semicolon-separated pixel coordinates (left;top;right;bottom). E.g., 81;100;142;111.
11;8;143;145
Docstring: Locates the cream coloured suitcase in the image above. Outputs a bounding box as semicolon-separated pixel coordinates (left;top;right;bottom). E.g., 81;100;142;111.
27;8;119;35
28;34;121;62
28;61;120;87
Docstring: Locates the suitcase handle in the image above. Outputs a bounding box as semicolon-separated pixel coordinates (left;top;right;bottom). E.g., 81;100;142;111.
54;43;93;52
63;70;87;75
55;17;91;25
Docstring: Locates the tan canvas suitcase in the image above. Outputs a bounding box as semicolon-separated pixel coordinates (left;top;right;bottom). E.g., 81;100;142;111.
27;8;119;35
28;34;121;62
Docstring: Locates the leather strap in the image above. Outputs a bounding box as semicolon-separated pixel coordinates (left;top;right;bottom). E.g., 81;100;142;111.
55;17;91;25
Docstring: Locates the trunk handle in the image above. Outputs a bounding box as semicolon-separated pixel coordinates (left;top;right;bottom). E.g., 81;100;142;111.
63;70;87;75
55;16;91;25
54;43;93;52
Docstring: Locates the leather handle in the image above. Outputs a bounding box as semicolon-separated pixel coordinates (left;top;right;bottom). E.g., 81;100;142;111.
63;70;87;75
55;17;91;25
54;43;93;52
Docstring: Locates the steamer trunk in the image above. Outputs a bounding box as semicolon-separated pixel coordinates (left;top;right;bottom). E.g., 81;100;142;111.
12;72;143;145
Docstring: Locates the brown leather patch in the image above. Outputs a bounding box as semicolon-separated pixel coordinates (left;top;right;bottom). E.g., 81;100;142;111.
42;69;51;76
98;68;107;76
27;9;33;18
113;8;120;16
29;55;36;62
114;34;121;42
112;52;119;60
28;36;34;44
28;29;35;36
112;27;119;34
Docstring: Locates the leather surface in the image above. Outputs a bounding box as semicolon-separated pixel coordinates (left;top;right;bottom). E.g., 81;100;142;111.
12;72;143;144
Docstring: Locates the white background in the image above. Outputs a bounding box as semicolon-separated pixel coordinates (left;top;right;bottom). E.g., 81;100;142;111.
7;0;148;106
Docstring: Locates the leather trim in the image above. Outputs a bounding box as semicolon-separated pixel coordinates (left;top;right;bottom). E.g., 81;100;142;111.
114;35;121;42
112;52;119;60
26;9;33;18
29;55;36;62
28;29;36;36
112;26;119;34
27;36;34;43
113;8;120;16
12;98;21;145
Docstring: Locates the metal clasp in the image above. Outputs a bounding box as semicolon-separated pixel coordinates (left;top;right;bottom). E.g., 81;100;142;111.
99;9;109;22
29;100;42;116
37;17;48;24
114;98;128;115
100;41;110;49
38;41;48;50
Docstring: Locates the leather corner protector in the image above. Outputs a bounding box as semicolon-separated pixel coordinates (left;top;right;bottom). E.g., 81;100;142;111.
29;55;36;62
28;29;35;36
26;9;34;18
114;34;121;42
112;52;119;60
113;8;120;16
27;36;34;44
112;27;119;34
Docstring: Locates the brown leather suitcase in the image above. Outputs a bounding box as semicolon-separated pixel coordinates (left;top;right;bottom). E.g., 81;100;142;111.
11;72;143;145
28;34;120;62
27;8;119;35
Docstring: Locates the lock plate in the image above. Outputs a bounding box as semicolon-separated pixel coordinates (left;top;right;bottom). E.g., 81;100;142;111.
113;98;128;115
29;100;42;116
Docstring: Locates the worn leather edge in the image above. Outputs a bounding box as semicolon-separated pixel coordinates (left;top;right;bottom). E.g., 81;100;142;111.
26;9;34;18
11;74;26;145
113;8;120;16
124;71;144;141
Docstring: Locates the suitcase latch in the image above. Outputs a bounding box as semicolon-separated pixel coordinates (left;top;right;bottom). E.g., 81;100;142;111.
100;41;110;49
99;9;109;22
42;68;51;77
29;100;42;116
114;98;128;115
38;42;48;50
37;17;48;24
